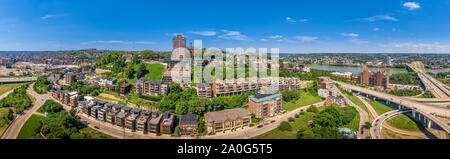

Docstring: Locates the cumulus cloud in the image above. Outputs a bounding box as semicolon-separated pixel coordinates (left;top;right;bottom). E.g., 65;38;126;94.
403;2;420;10
360;15;398;22
218;30;249;40
373;28;380;31
260;38;267;41
341;33;359;37
190;31;216;36
295;36;318;42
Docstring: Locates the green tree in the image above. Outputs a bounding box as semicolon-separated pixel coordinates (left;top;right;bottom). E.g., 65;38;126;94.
136;63;149;79
123;63;135;79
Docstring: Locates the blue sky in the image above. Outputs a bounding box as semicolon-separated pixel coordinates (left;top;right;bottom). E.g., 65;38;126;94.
0;0;449;53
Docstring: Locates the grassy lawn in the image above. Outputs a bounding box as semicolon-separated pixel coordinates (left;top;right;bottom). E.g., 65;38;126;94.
283;91;323;111
252;107;324;139
365;99;393;115
386;114;424;131
0;83;26;96
343;113;360;132
17;114;45;139
127;63;165;83
0;108;13;133
381;127;424;139
345;94;368;113
79;127;117;139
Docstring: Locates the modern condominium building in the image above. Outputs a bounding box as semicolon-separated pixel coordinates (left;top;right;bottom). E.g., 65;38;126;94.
248;93;282;119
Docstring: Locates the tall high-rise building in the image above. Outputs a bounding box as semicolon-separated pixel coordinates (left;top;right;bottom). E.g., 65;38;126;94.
360;69;369;85
173;34;186;50
355;69;390;89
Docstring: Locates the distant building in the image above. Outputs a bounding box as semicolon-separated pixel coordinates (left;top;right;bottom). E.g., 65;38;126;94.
120;83;132;94
248;93;282;119
173;34;186;50
135;78;169;96
64;72;77;85
195;83;212;98
355;69;390;89
325;96;348;106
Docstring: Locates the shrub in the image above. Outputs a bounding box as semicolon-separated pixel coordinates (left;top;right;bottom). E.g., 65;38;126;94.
288;117;294;122
295;114;300;118
306;105;318;113
278;121;292;131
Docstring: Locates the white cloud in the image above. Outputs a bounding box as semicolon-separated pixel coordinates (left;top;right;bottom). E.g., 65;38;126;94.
81;40;155;45
260;38;267;41
295;36;318;42
299;19;308;22
286;17;296;22
41;14;68;20
286;17;308;23
269;35;283;39
360;15;398;22
373;28;380;31
218;30;249;40
341;33;359;37
190;31;216;36
403;2;420;10
382;42;450;53
350;39;368;44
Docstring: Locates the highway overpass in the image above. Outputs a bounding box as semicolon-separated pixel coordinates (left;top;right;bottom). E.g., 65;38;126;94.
406;62;450;98
336;81;450;137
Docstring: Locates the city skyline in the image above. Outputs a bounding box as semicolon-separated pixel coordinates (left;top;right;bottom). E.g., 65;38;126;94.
0;0;450;53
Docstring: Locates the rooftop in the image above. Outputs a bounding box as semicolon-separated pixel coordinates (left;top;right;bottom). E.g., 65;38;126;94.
249;93;282;103
180;114;198;125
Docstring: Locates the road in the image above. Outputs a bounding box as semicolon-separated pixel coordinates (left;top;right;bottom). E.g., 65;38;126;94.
357;93;436;139
336;81;450;134
338;91;370;139
1;83;51;139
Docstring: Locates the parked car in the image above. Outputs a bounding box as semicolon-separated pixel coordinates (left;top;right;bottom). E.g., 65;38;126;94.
264;123;269;126
270;120;275;123
257;125;263;128
94;126;100;129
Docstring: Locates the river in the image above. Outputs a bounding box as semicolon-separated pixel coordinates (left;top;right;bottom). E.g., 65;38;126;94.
307;65;450;75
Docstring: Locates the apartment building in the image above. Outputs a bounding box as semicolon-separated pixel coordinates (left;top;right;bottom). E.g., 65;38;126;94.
160;111;175;135
64;72;77;85
248;93;282;119
106;104;122;125
317;76;334;89
115;107;132;127
90;106;102;119
136;110;152;133
212;77;304;97
120;83;132;94
195;83;212;98
204;108;252;133
179;114;198;136
97;107;110;122
148;112;163;134
135;78;169;96
354;70;390;89
125;108;141;132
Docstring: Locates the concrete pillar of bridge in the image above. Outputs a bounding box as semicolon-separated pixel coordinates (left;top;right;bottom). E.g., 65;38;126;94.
412;110;416;118
425;118;432;129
